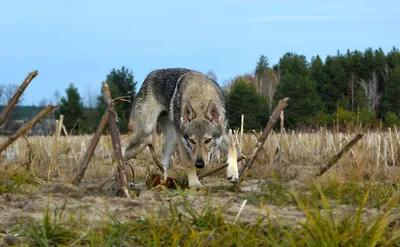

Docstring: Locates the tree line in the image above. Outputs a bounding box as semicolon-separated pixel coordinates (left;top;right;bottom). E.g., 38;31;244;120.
226;47;400;131
2;46;400;134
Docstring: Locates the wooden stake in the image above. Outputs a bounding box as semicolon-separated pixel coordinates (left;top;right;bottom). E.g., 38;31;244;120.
62;125;79;165
0;70;38;127
279;111;284;166
318;133;363;176
240;114;244;154
389;128;396;167
238;98;289;183
197;154;245;179
49;115;63;179
102;82;130;198
73;109;109;185
0;104;57;153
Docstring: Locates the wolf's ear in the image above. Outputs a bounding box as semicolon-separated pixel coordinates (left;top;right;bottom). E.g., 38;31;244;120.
182;101;195;126
205;100;220;123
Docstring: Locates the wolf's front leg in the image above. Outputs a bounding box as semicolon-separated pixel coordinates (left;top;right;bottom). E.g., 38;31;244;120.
219;133;239;183
177;134;203;189
186;165;203;189
226;142;239;183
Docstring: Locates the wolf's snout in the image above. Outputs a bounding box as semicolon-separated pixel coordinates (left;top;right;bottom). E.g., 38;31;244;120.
195;159;205;168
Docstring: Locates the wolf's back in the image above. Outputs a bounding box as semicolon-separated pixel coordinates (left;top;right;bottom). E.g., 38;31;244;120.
137;68;191;109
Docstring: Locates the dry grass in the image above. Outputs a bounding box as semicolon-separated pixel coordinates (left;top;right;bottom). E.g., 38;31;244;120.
0;129;400;246
2;129;400;181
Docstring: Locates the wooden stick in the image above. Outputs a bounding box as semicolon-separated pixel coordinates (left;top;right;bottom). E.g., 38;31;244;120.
147;143;165;172
240;114;244;153
102;82;130;198
318;133;363;176
0;104;57;153
62;125;79;165
124;142;151;161
237;98;289;182
72;108;109;185
389;128;395;167
49;115;63;179
198;154;245;179
0;70;38;127
124;142;165;172
279;111;284;166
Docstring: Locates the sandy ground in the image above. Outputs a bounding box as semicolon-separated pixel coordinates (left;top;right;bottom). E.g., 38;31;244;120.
0;178;310;233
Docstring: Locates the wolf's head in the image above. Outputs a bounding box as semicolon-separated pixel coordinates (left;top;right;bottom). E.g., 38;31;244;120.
181;100;223;168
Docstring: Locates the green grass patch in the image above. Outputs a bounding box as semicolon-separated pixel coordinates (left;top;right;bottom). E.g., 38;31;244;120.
9;186;400;246
0;168;36;193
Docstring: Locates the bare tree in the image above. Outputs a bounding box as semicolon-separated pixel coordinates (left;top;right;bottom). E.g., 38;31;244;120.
0;84;23;131
0;85;4;105
221;74;256;95
4;85;20;104
206;70;218;83
84;83;98;109
255;55;269;94
262;68;280;112
359;71;380;111
39;97;48;107
53;89;61;104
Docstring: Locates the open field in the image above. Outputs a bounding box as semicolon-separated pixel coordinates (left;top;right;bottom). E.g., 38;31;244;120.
0;130;400;246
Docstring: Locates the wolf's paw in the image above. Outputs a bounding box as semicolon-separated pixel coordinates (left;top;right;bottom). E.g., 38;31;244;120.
226;170;239;183
188;180;203;190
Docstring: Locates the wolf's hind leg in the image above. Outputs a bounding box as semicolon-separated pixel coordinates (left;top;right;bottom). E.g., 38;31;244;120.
158;114;178;180
122;99;165;160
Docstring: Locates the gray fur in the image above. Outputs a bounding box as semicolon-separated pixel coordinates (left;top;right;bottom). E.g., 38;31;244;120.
122;68;238;188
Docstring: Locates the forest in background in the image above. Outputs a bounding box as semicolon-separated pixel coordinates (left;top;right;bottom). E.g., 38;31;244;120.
1;46;400;134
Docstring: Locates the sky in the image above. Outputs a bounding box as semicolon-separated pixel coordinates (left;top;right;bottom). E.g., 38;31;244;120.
0;0;399;106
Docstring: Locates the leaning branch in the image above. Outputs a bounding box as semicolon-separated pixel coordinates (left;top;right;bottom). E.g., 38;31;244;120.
318;133;364;176
0;104;57;153
197;155;245;179
102;82;130;198
238;97;289;183
0;70;38;127
72;109;110;185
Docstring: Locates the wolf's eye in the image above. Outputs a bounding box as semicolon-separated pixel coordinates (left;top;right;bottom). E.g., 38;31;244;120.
188;139;196;144
205;138;212;144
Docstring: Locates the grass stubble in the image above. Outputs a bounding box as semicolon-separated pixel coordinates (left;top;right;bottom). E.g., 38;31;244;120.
0;131;399;246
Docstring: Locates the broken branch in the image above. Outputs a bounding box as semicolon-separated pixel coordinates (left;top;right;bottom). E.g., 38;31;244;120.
318;133;364;176
0;104;57;154
72;109;110;185
0;70;38;127
102;82;130;198
198;154;246;179
238;97;289;183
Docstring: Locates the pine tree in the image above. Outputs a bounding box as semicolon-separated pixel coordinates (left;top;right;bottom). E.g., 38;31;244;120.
279;53;309;77
381;65;400;116
320;55;347;112
56;83;84;133
274;74;322;129
226;78;269;130
310;55;324;96
387;47;400;69
97;66;137;133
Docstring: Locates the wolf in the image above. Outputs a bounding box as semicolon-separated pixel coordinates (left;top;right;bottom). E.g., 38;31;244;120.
121;68;239;189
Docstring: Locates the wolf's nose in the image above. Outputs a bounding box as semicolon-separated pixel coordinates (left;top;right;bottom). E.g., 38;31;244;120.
195;159;205;168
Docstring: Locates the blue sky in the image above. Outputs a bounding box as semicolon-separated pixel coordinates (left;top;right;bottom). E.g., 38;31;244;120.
0;0;399;105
